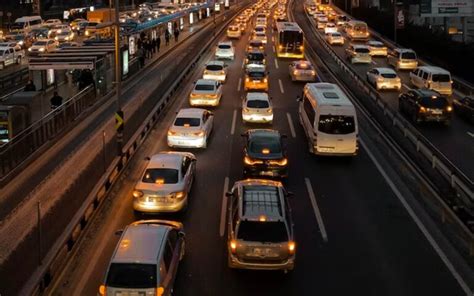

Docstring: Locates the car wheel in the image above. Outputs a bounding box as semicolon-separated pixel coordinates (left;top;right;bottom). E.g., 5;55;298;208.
16;57;21;64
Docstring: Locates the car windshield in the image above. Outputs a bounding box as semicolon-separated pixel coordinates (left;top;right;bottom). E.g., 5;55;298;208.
355;47;369;53
34;41;47;45
58;32;69;36
195;83;215;91
229;27;239;31
420;96;448;108
401;52;416;60
106;263;156;288
237;221;288;242
255;27;264;32
370;43;384;48
331;33;341;37
0;50;4;55
247;100;269;108
206;64;223;71
218;44;231;49
249;135;282;154
174;117;201;127
381;73;397;78
142;168;179;184
250;41;262;46
318;115;356;134
248;71;265;78
432;74;451;82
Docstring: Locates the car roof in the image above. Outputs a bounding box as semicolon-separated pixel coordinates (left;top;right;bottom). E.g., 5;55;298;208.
395;48;415;53
239;181;284;221
148;152;184;169
417;66;450;74
195;79;217;85
352;44;369;49
112;223;168;264
218;41;232;46
248;128;280;138
246;92;269;101
375;67;396;74
368;40;383;45
176;107;206;118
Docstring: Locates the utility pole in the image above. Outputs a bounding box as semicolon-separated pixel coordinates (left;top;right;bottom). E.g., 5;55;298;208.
114;0;124;156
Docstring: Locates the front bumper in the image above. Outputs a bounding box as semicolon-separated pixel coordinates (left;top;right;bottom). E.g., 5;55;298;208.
228;254;295;270
216;53;234;60
376;81;401;90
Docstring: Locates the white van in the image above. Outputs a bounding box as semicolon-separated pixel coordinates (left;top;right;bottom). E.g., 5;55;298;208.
298;83;358;156
409;66;453;96
11;16;43;34
0;46;24;69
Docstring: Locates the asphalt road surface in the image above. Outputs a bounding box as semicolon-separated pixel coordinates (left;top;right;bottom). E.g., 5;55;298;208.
51;6;468;296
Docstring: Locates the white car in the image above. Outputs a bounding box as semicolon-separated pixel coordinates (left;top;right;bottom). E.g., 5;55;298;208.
167;108;214;148
203;60;227;82
324;22;337;34
49;24;70;37
326;32;344;45
346;44;372;64
0;42;22;51
0;46;24;69
44;19;62;26
227;25;241;39
215;41;234;60
289;60;317;82
252;31;267;44
28;39;57;55
189;79;223;106
316;16;328;29
132;151;196;213
242;92;273;123
366;67;401;91
55;30;74;42
368;40;388;57
253;25;266;35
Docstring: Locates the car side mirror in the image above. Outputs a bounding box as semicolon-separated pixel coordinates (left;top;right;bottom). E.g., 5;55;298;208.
225;191;233;197
286;191;294;197
115;229;124;235
178;231;185;238
145;156;151;161
296;96;302;102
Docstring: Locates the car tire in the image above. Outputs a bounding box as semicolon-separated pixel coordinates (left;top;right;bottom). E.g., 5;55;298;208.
16;57;21;64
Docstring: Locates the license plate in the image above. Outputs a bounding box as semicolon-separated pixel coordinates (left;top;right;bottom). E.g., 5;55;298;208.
261;171;274;176
432;110;442;115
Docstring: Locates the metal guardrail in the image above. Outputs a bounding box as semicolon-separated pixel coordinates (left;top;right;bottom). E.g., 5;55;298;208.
300;9;474;255
21;4;246;294
0;68;29;94
0;86;96;179
330;5;474;97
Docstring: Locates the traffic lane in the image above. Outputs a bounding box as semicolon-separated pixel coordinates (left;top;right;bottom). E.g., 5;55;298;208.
306;15;474;179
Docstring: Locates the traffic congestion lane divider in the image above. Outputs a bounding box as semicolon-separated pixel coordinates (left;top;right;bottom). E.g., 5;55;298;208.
304;177;329;242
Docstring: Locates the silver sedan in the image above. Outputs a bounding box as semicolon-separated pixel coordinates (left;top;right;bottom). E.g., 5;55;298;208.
289;60;317;82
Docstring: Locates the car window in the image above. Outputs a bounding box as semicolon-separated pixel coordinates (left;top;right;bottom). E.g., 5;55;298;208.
174;117;200;127
422;72;429;80
318;115;355;135
381;73;397;79
432;74;451;82
303;95;315;124
420;96;448;108
247;100;269;108
195;83;215;91
401;51;416;60
206;64;223;71
142;168;179;184
218;44;231;49
412;69;419;75
237;221;288;242
106;263;156;288
249;135;282;154
163;239;174;271
355;47;369;53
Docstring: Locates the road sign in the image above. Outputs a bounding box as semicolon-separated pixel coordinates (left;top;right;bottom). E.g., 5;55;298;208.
115;110;124;132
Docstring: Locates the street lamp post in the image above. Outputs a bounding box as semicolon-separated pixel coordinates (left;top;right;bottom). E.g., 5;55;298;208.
114;0;123;155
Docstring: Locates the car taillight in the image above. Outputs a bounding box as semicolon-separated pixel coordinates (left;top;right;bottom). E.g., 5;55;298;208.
263;78;268;83
167;130;176;136
419;106;427;113
245;77;250;82
446;106;453;112
132;190;143;198
266;108;273;113
243;108;250;112
288;241;296;254
230;240;237;253
99;285;106;296
194;131;205;137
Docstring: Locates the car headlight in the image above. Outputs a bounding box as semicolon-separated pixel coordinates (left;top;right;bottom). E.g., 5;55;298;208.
133;190;144;198
54;36;58;40
167;130;176;136
269;158;288;166
39;48;45;52
28;48;32;52
170;191;185;199
446;106;453;112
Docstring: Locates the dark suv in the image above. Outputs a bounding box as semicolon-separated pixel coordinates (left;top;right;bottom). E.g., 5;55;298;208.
242;129;288;178
399;89;452;125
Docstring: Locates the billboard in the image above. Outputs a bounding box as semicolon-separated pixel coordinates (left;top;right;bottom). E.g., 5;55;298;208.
420;0;473;17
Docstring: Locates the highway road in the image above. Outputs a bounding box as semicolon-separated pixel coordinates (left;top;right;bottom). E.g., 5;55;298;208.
51;4;469;296
298;5;474;180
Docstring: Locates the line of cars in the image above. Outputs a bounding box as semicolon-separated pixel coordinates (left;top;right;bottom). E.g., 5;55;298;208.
98;1;298;295
305;1;474;126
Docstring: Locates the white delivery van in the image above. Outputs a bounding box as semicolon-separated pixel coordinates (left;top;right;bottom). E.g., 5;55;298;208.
298;82;358;156
11;16;43;33
409;66;453;96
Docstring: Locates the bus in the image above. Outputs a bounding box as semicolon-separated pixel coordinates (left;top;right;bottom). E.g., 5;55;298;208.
345;20;370;41
275;22;304;58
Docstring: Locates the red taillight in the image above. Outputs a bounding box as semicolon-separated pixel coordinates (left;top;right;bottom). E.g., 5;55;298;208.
230;240;237;253
99;285;106;296
288;241;296;254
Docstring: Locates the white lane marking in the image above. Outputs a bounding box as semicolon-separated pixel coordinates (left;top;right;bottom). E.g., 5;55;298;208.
272;46;275;53
304;178;328;242
237;78;242;92
286;113;296;138
230;109;237;135
241;60;245;69
219;177;230;237
402;84;412;90
468;132;474;138
272;36;275;43
360;139;473;296
278;79;285;94
274;58;279;69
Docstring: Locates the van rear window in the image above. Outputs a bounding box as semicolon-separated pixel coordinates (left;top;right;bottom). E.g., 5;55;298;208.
237;221;288;242
401;52;416;60
318;115;355;134
106;263;156;288
420;97;448;108
432;74;451;82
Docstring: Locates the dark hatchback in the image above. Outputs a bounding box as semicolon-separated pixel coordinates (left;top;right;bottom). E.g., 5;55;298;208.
399;89;452;125
242;129;288;179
